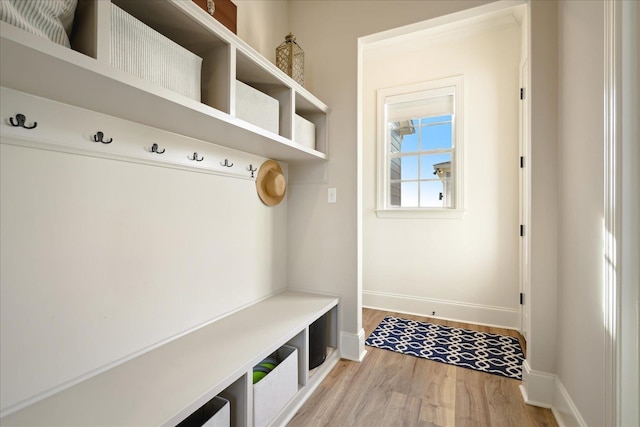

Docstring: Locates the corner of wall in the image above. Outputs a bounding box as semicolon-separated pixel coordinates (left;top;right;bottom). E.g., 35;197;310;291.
527;0;559;376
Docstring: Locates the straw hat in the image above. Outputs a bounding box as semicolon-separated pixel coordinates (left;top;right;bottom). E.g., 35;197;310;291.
256;160;286;206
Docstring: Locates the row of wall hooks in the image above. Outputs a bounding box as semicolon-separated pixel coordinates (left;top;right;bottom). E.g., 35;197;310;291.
5;113;259;178
148;145;235;171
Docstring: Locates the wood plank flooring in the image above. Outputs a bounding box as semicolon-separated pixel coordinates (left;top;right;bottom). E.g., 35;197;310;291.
287;308;557;427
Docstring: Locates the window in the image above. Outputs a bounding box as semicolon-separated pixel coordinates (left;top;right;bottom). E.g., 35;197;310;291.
376;76;464;218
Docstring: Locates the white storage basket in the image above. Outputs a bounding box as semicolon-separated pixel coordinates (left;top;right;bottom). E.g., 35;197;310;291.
235;80;279;135
178;396;230;427
110;4;202;101
294;114;316;150
253;345;298;427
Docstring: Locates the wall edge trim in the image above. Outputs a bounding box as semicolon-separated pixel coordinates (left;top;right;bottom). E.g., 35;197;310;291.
339;329;366;362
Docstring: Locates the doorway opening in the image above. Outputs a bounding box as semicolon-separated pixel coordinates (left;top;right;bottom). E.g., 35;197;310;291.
357;2;530;338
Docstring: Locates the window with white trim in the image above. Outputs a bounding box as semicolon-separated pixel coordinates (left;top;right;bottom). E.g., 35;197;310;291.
376;76;464;218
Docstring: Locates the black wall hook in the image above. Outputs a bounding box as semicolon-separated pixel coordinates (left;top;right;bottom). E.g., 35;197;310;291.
220;159;233;167
247;164;258;178
93;131;113;144
189;152;204;161
150;143;165;154
9;114;37;129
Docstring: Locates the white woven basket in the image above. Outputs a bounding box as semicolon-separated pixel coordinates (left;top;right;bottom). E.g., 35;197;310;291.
110;4;202;101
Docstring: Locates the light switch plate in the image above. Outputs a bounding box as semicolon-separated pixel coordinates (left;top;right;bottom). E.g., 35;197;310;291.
328;188;337;203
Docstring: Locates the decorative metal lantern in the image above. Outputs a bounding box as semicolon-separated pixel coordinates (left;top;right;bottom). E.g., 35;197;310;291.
276;33;304;86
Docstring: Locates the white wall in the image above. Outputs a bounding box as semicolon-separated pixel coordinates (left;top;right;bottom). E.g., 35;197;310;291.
0;0;289;414
0;102;287;412
522;1;639;425
286;0;492;360
555;2;605;424
361;16;521;328
235;0;289;65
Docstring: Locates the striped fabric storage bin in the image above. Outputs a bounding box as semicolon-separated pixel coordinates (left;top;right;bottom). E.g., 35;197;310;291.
0;0;77;47
110;4;203;101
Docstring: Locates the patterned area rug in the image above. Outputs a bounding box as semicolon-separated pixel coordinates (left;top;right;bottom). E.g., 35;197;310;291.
365;316;525;380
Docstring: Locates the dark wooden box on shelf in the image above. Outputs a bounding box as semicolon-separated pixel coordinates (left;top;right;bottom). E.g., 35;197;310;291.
192;0;237;34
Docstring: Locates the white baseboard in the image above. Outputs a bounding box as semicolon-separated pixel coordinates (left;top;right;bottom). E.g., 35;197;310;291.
363;290;520;330
520;360;554;407
519;360;586;427
551;377;587;427
339;329;366;362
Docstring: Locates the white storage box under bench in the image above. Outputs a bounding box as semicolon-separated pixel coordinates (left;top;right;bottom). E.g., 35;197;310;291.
253;345;298;427
177;395;230;427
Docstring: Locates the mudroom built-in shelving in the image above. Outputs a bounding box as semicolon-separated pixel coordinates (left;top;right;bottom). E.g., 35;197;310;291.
0;0;337;425
0;0;329;162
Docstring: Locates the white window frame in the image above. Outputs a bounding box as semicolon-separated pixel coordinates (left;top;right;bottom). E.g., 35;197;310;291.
376;76;465;219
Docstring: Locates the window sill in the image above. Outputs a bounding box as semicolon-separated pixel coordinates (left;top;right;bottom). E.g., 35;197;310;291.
375;208;466;219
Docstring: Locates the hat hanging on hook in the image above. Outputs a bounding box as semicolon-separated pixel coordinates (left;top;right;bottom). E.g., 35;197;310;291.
256;160;286;206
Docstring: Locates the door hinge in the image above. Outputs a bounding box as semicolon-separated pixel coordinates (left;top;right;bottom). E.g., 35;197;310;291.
520;156;525;168
520;88;525;100
520;292;524;305
520;224;525;237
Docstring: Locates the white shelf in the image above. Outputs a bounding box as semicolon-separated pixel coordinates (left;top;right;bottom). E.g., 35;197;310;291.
1;291;339;426
0;0;329;163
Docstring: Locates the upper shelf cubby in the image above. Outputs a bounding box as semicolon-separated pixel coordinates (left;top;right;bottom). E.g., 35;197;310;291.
0;0;328;162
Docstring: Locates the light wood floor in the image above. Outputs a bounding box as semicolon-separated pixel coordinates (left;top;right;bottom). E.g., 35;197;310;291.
287;308;557;427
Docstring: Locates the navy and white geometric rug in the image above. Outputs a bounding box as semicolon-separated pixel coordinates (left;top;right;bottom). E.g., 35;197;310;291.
365;316;525;380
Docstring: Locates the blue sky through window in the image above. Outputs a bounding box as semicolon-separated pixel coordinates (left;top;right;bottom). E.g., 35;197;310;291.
389;114;453;207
